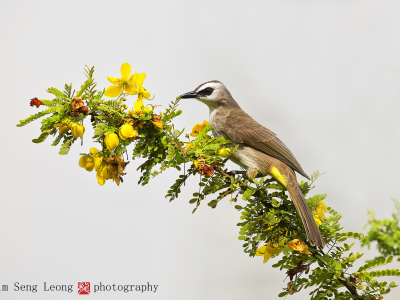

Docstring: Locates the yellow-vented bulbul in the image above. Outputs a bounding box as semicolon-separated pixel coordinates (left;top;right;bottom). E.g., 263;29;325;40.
181;80;325;248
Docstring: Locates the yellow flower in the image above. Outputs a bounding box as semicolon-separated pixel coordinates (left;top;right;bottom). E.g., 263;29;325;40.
79;155;95;172
96;166;114;186
185;143;192;150
58;124;70;134
119;123;138;141
190;120;209;137
131;73;151;99
104;63;137;97
79;148;103;172
96;169;106;186
90;148;103;169
255;244;283;263
101;165;114;180
54;122;70;134
102;155;129;186
287;239;312;255
143;106;153;114
316;201;328;217
150;114;163;129
104;132;119;152
70;122;85;138
134;98;144;112
313;214;323;227
217;147;232;157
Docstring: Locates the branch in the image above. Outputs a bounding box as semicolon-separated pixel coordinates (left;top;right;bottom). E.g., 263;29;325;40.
339;277;362;299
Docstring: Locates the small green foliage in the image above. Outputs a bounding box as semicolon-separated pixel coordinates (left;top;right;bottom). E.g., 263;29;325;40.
362;199;400;260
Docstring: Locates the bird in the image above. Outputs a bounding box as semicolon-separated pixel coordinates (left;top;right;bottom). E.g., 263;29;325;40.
181;80;325;248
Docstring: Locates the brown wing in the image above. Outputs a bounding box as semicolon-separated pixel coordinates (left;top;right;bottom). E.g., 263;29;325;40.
221;108;310;179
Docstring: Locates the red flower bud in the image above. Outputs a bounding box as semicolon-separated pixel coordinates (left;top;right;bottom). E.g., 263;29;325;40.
30;97;44;108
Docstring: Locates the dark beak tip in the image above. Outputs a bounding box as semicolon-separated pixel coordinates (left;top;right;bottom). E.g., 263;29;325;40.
181;91;198;99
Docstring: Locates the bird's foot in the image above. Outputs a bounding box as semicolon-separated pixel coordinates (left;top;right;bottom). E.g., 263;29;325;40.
225;170;246;184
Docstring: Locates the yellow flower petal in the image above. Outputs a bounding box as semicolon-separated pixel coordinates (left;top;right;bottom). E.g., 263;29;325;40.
90;147;100;154
201;120;209;127
104;85;123;98
70;123;85;138
124;85;136;95
217;148;232;157
85;161;95;172
104;132;119;152
96;170;106;186
141;88;151;99
101;166;114;180
143;106;153;114
302;245;312;255
313;214;323;226
135;73;146;89
107;77;120;85
190;120;209;137
79;156;87;168
255;244;280;264
287;239;312;255
94;157;102;169
267;245;284;255
255;245;267;256
120;63;131;80
119;131;127;140
59;124;69;134
316;201;328;217
134;98;144;112
263;252;273;264
119;124;135;140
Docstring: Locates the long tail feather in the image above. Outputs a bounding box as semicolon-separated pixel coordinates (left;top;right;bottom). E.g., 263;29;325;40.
286;178;325;248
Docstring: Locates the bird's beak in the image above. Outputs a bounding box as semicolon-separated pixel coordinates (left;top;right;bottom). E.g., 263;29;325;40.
180;91;198;99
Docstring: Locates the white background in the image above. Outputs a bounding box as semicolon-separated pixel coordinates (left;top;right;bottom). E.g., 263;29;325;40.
1;0;400;299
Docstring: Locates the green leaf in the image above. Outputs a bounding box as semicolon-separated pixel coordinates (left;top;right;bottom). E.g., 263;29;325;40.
94;123;106;136
17;106;60;127
208;200;218;207
32;131;50;143
242;188;255;201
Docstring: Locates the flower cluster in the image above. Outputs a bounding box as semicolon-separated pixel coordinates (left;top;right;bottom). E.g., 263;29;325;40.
79;148;103;172
193;158;214;176
189;120;208;137
255;238;312;264
313;200;327;226
287;239;312;254
104;63;153;115
184;120;233;178
54;118;85;138
20;63;165;187
255;243;284;263
96;155;129;186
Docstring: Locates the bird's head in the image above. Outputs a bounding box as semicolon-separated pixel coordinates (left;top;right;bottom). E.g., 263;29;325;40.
181;80;235;108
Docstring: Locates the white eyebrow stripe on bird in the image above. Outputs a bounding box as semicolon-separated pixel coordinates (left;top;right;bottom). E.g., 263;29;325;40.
194;80;221;92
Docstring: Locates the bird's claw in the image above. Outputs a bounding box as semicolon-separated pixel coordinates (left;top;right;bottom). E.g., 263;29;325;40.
225;170;246;184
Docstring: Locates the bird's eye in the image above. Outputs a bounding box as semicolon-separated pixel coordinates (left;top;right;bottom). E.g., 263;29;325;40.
202;87;213;96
